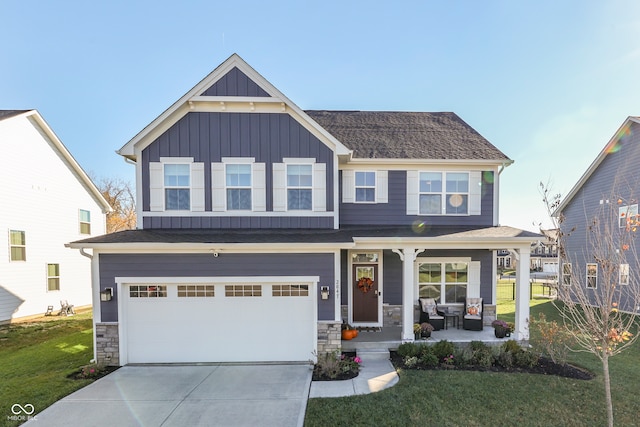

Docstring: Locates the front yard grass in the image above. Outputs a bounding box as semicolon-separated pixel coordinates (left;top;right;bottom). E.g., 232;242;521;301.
305;300;640;427
0;311;94;427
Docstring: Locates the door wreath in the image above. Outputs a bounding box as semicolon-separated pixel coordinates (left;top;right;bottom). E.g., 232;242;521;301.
357;277;374;293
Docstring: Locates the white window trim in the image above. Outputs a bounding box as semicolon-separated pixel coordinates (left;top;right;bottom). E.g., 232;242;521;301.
223;158;254;212
415;257;478;304
150;157;206;212
407;170;481;216
620;263;629;286
619;204;638;228
46;263;60;292
79;209;91;235
9;229;26;262
562;262;572;286
586;263;598;289
274;158;326;212
355;171;376;204
342;169;388;204
286;163;313;211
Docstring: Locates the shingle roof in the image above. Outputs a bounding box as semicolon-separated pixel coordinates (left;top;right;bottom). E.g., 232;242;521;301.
0;110;30;121
305;110;511;161
71;225;540;245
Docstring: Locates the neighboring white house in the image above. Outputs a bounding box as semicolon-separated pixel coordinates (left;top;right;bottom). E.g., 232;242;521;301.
0;110;111;322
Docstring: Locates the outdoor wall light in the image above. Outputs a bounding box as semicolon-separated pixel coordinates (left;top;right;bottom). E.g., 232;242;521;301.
320;286;330;300
100;287;113;302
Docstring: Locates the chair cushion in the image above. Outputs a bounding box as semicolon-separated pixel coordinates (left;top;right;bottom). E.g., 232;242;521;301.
419;298;439;316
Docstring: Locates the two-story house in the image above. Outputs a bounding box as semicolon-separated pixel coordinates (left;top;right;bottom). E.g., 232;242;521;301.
1;110;110;322
71;54;538;365
555;116;640;312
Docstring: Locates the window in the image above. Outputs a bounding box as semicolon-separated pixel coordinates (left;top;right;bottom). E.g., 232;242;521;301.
225;285;262;297
355;171;376;202
287;164;313;210
272;284;309;297
177;285;215;297
418;172;469;215
620;264;630;286
418;262;468;304
164;164;190;210
130;285;167;298
586;263;598;289
79;210;91;234
445;173;469;214
619;204;639;228
47;264;60;291
419;172;442;214
9;230;26;261
562;263;572;286
225;164;252;210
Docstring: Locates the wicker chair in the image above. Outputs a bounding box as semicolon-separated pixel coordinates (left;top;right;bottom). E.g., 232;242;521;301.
463;297;484;331
418;298;445;331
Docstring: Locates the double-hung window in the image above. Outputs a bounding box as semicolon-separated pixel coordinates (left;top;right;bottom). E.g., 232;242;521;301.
419;172;443;214
586;263;598;289
226;164;252;210
79;209;91;234
287;164;313;210
164;164;190;210
445;173;469;214
47;263;60;291
619;204;639;228
620;264;630;286
9;230;26;261
562;263;572;286
417;261;470;304
418;172;469;215
355;171;376;202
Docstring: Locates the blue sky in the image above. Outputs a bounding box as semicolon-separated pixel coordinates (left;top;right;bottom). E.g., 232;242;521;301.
2;1;639;232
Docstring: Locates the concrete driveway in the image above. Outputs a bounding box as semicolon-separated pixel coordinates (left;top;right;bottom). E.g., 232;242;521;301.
26;364;312;427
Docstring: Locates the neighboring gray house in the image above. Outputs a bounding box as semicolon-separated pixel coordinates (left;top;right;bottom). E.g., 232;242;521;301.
556;116;640;312
71;54;538;365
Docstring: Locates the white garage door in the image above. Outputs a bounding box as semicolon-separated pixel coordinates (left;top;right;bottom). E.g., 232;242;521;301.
120;278;317;364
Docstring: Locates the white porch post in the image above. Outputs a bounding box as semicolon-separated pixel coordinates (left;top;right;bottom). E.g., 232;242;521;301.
514;247;531;341
394;248;418;341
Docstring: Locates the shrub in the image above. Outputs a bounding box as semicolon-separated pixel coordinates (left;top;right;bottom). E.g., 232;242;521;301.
514;350;539;368
469;340;489;352
404;356;418;368
397;342;420;358
502;339;522;354
473;348;494;368
432;340;456;361
420;352;439;368
315;351;342;379
495;348;514;369
530;312;574;365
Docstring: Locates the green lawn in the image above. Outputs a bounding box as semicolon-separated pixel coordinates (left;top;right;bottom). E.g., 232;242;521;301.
305;299;640;427
0;312;94;427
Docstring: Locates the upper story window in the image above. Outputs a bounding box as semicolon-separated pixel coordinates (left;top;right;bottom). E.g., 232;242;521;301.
164;164;190;210
619;204;638;228
408;171;479;216
79;209;91;234
586;263;598;289
287;164;313;210
273;158;326;212
619;264;630;286
562;263;572;286
355;171;376;202
149;157;205;212
212;158;265;212
226;164;252;210
9;230;26;261
47;263;60;291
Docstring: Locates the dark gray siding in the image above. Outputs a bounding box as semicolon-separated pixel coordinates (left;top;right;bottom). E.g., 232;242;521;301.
201;67;270;97
141;112;335;228
339;170;495;226
382;250;403;304
99;253;335;322
561;121;640;312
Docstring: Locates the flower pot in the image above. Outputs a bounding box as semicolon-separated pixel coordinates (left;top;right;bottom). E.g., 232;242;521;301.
421;331;431;339
494;326;507;338
414;332;421;340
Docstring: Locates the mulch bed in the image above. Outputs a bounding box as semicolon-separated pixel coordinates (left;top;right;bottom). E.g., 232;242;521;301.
390;352;595;380
67;366;119;380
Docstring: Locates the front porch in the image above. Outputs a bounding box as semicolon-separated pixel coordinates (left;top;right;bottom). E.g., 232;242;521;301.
341;326;517;352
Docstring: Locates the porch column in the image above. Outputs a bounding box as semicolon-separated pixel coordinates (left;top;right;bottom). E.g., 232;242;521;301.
514;246;531;341
393;248;419;341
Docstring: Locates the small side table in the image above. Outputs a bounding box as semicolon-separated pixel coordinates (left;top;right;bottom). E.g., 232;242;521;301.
444;313;459;330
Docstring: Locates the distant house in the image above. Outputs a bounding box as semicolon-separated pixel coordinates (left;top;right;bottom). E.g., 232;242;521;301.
530;229;558;273
70;54;539;366
556;116;640;312
0;110;111;322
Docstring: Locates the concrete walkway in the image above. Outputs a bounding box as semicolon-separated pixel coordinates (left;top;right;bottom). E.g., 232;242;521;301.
309;352;399;398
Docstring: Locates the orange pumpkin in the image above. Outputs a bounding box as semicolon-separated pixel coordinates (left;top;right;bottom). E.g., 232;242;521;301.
342;329;357;340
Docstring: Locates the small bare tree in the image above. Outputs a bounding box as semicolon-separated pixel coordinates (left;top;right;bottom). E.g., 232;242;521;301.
96;177;136;233
541;183;640;427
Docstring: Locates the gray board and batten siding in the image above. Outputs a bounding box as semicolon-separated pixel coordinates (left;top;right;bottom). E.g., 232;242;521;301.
561;120;640;311
339;249;494;306
98;253;335;322
339;170;496;227
200;67;271;97
141;112;335;228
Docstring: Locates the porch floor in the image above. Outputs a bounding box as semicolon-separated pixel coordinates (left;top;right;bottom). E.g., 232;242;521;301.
342;326;514;352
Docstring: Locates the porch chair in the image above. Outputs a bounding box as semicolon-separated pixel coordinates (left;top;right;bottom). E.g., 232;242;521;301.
463;297;484;331
418;298;445;330
44;305;54;316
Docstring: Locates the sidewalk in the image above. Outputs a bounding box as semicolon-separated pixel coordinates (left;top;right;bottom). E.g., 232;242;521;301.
308;355;398;398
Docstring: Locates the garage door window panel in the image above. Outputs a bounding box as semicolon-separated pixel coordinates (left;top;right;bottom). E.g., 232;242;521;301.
130;285;167;298
273;284;309;296
177;285;215;297
225;285;262;297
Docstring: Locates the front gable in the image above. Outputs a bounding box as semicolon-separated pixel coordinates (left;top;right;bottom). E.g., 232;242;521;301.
200;66;270;97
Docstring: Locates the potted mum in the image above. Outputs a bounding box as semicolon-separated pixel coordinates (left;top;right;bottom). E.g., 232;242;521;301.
491;319;510;338
420;322;434;338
